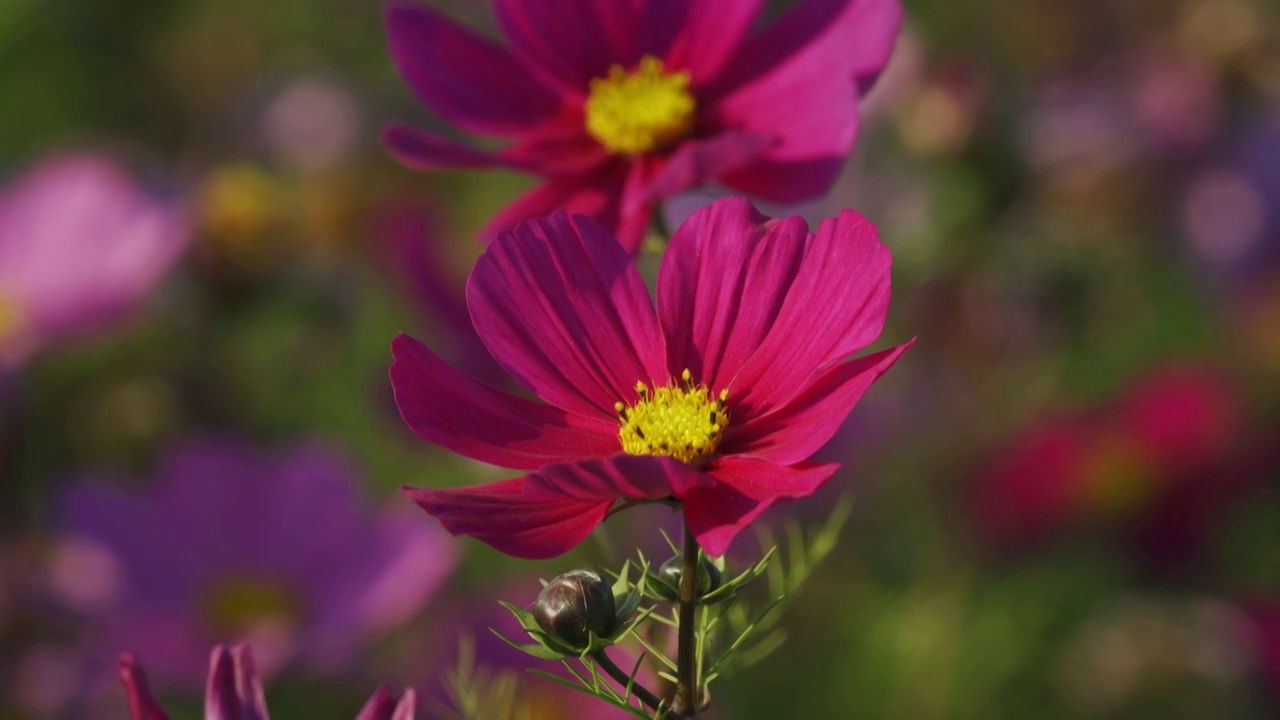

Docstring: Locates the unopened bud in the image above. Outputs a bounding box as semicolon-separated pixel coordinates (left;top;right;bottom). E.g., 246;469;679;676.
655;555;722;602
532;570;616;649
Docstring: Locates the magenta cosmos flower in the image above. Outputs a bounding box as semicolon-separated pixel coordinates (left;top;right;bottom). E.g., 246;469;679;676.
0;152;190;368
119;645;417;720
393;197;912;558
383;0;903;253
58;437;455;685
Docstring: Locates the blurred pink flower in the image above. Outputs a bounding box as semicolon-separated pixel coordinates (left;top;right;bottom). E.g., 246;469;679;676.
971;365;1244;552
0;153;190;367
58;437;456;686
393;197;910;559
119;645;417;720
383;0;902;253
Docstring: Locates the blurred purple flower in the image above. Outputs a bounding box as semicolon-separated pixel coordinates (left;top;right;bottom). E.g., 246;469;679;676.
119;644;417;720
382;0;902;253
0;153;190;368
58;437;456;686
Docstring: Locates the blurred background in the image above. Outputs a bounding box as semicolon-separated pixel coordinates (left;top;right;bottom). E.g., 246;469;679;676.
1;0;1279;717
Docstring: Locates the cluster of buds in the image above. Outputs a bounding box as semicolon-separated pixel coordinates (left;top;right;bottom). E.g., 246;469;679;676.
119;645;416;720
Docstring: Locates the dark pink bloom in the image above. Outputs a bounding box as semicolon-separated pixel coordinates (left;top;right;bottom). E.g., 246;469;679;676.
393;197;911;558
118;645;417;720
0;153;190;368
971;365;1243;551
58;437;456;685
383;0;903;253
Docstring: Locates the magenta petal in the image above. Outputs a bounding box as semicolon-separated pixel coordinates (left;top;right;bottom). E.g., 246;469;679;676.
385;2;562;136
726;341;914;464
686;458;840;557
467;211;668;419
708;456;840;502
390;333;619;470
706;0;904;202
727;208;891;416
382;123;529;172
652;0;765;85
523;455;714;503
632;132;775;212
656;197;812;394
205;645;268;720
492;0;641;97
403;478;611;559
118;654;173;720
356;686;417;720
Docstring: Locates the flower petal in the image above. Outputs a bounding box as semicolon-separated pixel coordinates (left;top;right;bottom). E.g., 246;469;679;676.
704;0;904;202
523;455;714;503
685;458;839;557
381;123;529;172
118;654;173;720
492;0;642;97
205;645;269;720
651;0;765;85
386;1;563;136
467;211;668;419
390;333;619;470
356;686;418;720
729;208;891;416
725;341;913;464
403;478;611;559
630;132;775;212
656;197;811;393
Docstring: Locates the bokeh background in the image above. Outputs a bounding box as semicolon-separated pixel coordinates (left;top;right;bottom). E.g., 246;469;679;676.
2;0;1279;717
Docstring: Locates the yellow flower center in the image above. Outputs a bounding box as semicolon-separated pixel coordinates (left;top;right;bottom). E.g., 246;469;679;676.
585;55;696;156
0;290;23;347
615;370;729;466
202;575;300;636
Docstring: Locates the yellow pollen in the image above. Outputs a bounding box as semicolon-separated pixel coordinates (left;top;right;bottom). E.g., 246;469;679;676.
615;369;729;466
585;55;696;156
0;290;23;346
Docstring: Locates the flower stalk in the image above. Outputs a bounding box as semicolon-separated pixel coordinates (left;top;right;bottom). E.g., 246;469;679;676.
673;520;701;717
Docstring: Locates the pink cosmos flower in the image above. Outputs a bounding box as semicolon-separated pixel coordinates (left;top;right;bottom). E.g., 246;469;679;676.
58;437;456;685
383;0;903;253
0;153;190;368
392;197;911;559
119;645;417;720
971;365;1243;551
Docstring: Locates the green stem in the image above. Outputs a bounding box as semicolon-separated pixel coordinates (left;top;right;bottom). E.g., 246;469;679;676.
591;649;669;716
673;520;702;717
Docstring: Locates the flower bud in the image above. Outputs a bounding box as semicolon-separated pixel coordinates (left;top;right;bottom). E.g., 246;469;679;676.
655;555;722;602
532;570;616;649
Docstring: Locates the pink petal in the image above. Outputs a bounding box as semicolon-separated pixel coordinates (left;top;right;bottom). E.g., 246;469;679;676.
118;654;173;720
655;197;811;393
652;0;765;86
205;645;269;720
630;132;776;212
382;123;529;172
492;0;643;97
725;341;914;464
403;478;611;559
686;458;839;557
467;211;668;420
386;2;563;136
523;455;714;503
478;162;652;255
356;686;418;720
390;333;619;470
705;0;904;202
727;207;892;416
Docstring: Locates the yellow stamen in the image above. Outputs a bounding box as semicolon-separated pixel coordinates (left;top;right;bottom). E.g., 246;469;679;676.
0;290;23;347
616;369;729;466
202;575;299;636
585;56;696;155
